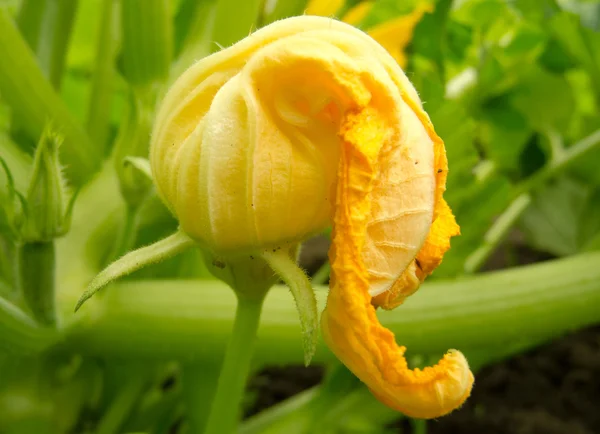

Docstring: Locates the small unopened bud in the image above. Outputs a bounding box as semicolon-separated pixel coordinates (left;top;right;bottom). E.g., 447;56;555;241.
114;93;154;210
21;127;69;242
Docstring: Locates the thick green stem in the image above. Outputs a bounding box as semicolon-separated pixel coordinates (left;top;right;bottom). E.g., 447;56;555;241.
203;294;265;434
18;241;56;326
66;251;600;363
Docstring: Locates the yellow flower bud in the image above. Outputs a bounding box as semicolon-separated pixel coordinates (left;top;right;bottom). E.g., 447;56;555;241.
151;16;472;418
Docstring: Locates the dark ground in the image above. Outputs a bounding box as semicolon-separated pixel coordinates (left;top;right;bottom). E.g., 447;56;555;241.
247;326;600;434
245;239;600;433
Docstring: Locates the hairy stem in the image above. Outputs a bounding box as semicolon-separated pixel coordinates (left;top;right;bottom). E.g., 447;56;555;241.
203;294;265;434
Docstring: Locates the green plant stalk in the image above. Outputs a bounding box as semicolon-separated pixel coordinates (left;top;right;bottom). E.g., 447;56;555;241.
87;0;118;150
171;0;216;80
411;419;427;434
38;0;78;89
18;241;56;326
210;0;262;50
517;128;600;195
16;0;78;89
121;0;173;87
96;368;148;434
464;193;532;273
203;294;265;434
0;9;100;185
16;0;46;52
465;127;600;273
182;360;221;433
67;251;600;363
0;294;59;354
312;261;330;285
107;204;139;262
240;388;319;434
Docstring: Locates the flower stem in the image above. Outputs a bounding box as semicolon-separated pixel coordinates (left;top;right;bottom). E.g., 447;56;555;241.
203;294;265;434
18;241;56;326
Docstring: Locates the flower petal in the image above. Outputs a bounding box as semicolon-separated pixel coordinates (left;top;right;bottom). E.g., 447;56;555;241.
372;119;460;310
322;76;472;419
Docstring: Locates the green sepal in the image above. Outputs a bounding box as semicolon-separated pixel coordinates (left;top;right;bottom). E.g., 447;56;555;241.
113;92;154;210
74;231;195;312
261;248;318;366
0;156;26;238
201;249;280;301
21;127;69;242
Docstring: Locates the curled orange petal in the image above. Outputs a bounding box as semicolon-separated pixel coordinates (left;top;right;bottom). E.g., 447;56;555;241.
373;122;460;310
322;71;472;418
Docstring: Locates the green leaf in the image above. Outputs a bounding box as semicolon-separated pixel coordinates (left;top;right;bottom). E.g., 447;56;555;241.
429;100;479;198
509;66;575;132
479;96;532;170
548;11;600;97
437;175;512;277
520;176;598;256
411;0;453;74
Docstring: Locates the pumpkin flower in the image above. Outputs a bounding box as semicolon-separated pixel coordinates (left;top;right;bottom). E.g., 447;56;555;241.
306;0;432;68
150;16;473;419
